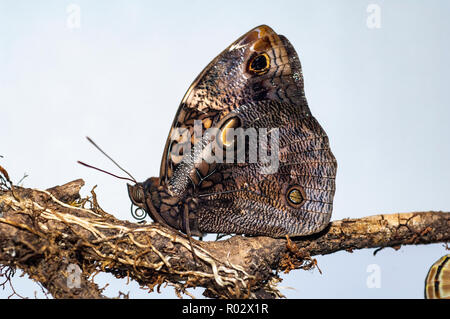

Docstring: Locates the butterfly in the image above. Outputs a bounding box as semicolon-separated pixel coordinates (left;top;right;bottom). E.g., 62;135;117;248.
425;254;450;299
127;25;337;238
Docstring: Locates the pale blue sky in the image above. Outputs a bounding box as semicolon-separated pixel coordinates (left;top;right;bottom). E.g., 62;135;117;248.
1;0;449;298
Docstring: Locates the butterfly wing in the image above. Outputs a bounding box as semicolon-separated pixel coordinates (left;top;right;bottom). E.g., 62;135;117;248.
425;255;450;299
158;25;337;236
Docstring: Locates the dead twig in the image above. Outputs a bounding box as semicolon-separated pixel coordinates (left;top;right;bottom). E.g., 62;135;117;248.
0;167;448;299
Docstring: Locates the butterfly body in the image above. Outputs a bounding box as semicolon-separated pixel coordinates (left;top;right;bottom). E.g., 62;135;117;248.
128;25;337;238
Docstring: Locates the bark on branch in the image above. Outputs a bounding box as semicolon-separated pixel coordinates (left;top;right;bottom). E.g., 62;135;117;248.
0;176;448;299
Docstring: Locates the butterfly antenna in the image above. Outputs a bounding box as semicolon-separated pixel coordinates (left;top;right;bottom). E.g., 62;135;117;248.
77;161;136;183
80;136;137;183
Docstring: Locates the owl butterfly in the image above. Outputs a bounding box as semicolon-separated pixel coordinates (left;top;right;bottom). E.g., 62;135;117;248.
128;25;337;238
425;255;450;299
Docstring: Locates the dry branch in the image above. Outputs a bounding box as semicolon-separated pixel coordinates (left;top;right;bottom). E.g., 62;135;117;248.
0;176;448;299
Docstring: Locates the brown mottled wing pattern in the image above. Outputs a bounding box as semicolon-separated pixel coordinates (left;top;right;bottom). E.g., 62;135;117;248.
195;100;336;236
158;25;337;237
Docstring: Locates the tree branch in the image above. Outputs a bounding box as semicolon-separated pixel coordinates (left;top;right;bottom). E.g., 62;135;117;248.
0;176;448;299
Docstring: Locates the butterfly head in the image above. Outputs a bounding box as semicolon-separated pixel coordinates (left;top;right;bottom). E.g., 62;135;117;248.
126;178;202;236
127;182;146;210
127;177;160;210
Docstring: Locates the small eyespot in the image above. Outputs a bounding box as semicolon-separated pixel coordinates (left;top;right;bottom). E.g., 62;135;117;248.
286;186;305;207
219;116;241;147
248;53;271;75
